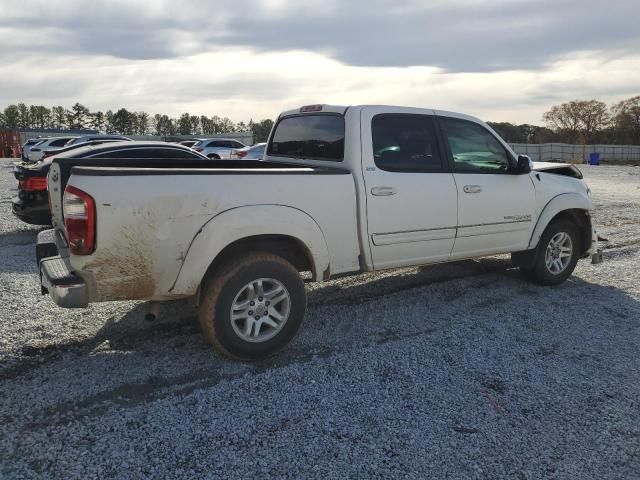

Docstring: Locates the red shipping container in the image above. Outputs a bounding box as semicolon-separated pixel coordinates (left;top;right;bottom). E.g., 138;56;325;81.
0;130;22;158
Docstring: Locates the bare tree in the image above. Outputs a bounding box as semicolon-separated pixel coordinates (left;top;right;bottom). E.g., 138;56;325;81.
89;111;105;132
578;100;609;143
543;100;584;141
178;113;192;135
136;112;150;135
51;106;67;129
17;103;30;129
1;105;20;128
543;99;610;143
611;96;640;144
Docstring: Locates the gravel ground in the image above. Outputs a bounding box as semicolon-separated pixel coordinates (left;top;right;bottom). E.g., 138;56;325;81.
1;159;639;479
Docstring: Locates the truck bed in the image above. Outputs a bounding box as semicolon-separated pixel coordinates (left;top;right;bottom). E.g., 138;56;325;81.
48;159;361;303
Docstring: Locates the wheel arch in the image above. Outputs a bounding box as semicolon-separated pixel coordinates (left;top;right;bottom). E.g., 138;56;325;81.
170;205;330;295
528;193;593;255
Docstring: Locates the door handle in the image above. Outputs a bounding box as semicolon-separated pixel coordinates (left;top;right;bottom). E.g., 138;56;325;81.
371;186;397;196
463;185;482;194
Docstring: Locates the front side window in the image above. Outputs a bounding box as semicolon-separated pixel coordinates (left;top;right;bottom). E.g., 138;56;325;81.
268;114;344;161
372;114;442;171
440;117;511;173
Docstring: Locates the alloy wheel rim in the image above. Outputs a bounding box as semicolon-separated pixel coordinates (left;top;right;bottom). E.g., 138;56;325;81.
230;278;291;343
545;231;573;275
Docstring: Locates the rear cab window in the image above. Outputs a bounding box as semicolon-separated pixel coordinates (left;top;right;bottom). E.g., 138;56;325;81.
267;114;344;161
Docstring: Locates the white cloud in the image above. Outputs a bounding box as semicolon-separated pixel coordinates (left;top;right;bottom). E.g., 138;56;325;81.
1;47;638;124
0;0;638;124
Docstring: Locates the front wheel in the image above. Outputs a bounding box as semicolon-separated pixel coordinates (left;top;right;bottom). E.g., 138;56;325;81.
207;154;220;159
521;219;580;286
199;252;306;360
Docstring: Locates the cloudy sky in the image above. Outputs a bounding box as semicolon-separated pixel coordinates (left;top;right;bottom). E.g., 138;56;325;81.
1;0;638;124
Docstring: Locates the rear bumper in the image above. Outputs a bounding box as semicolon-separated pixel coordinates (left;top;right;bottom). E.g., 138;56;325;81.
37;229;88;308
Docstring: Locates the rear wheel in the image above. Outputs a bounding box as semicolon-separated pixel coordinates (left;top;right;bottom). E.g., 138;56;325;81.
199;252;306;360
521;219;580;286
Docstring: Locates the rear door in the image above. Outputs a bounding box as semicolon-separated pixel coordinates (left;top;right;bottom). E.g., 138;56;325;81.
437;114;536;257
361;107;458;269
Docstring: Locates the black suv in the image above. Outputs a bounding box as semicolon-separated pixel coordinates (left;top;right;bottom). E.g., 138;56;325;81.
12;141;208;225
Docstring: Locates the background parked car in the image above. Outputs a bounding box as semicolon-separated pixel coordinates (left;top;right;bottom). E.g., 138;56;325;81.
12;141;207;225
192;138;246;159
21;138;46;160
179;139;203;148
27;136;76;162
230;142;267;160
65;134;131;146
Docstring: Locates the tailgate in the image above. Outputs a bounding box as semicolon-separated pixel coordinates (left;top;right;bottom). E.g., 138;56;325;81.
47;161;65;229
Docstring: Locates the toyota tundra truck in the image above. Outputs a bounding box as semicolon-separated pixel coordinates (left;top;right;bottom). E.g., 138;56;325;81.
37;104;602;360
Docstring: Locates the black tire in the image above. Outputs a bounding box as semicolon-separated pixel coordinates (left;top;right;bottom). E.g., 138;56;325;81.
199;252;306;360
521;219;580;286
207;154;220;159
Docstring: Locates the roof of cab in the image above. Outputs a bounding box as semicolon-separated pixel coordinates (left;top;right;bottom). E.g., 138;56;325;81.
278;104;485;125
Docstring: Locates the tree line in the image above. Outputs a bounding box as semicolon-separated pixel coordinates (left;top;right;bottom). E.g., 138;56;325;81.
1;96;639;145
489;96;640;145
0;103;275;142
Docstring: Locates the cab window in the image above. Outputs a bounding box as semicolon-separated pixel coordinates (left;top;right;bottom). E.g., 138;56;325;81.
440;117;511;173
268;114;344;161
372;114;442;171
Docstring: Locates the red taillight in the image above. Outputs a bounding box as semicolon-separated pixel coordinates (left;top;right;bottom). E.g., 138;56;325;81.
193;147;203;152
19;176;48;191
43;151;55;159
237;151;247;158
63;185;96;255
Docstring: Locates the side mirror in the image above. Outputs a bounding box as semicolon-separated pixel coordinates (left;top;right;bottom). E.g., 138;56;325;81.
516;155;532;174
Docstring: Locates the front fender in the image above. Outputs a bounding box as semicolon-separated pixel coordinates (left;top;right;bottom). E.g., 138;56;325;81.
170;205;330;295
528;192;593;249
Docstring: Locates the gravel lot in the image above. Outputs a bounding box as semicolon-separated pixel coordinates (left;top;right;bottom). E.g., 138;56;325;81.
1;159;639;479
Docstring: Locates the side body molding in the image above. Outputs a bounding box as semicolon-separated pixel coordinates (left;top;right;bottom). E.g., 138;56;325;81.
527;193;592;250
170;205;330;295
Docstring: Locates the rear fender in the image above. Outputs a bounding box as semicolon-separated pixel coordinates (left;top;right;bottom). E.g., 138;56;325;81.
170;205;330;295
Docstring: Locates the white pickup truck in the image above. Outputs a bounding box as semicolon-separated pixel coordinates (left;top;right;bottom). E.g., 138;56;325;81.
38;104;602;359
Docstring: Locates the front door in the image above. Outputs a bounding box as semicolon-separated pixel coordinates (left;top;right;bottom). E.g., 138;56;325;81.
437;115;536;257
361;107;458;270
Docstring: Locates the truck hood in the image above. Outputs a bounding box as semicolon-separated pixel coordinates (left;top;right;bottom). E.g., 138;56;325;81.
532;161;583;179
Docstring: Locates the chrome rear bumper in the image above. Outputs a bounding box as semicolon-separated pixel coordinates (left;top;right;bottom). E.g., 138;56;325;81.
37;229;88;308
